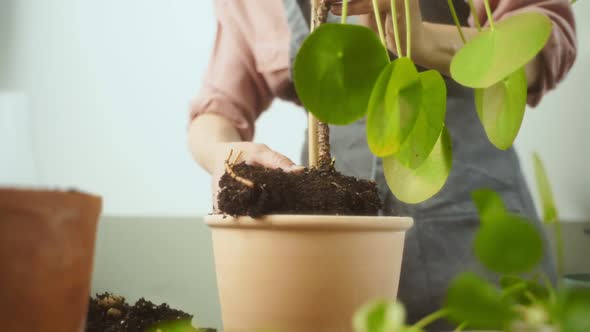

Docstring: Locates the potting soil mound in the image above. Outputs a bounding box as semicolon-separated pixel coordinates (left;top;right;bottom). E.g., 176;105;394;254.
86;293;216;332
218;163;382;217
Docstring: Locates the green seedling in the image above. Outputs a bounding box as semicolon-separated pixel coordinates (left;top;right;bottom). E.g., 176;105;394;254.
533;152;564;277
353;188;590;332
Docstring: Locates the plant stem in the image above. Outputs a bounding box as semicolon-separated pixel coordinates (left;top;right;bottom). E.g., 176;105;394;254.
467;0;482;32
412;309;449;330
483;0;495;31
390;0;403;56
308;116;319;166
308;0;320;167
404;0;412;59
313;0;330;29
311;0;332;169
453;322;467;332
447;0;466;44
318;122;331;168
536;272;557;304
371;0;387;46
341;0;348;24
501;282;527;300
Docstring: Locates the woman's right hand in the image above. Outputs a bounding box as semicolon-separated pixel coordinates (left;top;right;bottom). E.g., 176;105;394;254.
209;142;304;210
188;113;304;211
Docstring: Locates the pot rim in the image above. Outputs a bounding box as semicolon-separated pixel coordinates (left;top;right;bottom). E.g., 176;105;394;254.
204;214;413;231
0;188;102;211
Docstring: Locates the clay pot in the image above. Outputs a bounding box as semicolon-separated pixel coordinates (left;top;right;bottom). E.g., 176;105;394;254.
0;188;102;332
205;215;413;332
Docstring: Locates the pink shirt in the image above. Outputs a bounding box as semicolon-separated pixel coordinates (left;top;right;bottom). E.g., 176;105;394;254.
191;0;577;141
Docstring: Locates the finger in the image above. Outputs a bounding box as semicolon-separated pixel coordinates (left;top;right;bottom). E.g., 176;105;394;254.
258;149;298;172
245;144;302;172
288;165;306;173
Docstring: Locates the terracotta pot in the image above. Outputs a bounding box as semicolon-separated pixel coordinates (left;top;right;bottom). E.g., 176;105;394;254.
205;215;413;332
0;188;102;332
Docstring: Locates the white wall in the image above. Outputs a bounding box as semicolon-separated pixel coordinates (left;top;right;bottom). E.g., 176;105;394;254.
515;2;590;222
0;0;587;220
0;0;306;216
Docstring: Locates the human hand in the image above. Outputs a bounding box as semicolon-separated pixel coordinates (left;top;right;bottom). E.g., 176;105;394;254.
210;142;304;211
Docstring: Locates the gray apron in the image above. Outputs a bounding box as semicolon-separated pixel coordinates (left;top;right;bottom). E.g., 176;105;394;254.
284;1;557;330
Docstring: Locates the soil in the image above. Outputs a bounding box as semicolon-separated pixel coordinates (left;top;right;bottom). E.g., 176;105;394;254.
218;163;382;217
86;293;216;332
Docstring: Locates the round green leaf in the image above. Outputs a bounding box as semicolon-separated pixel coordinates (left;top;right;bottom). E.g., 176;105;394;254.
353;300;406;332
474;213;543;274
293;23;389;125
556;288;590;332
474;68;527;150
396;70;447;168
499;275;549;305
450;12;552;88
367;58;422;157
445;273;516;329
471;189;507;221
383;127;452;204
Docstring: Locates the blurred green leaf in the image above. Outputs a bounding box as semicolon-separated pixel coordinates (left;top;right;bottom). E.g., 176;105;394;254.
353;300;406;332
450;12;552;88
293;24;389;125
383;127;452;203
445;273;516;329
533;153;558;223
396;70;447;168
555;288;590;332
367;58;422;157
474;213;543;274
471;189;507;221
500;275;550;305
474;68;527;150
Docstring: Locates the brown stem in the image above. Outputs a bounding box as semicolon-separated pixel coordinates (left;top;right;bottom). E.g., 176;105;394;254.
311;0;333;169
313;0;331;28
318;122;331;168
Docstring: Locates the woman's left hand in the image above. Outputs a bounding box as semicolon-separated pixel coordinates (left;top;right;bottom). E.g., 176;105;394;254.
329;0;431;62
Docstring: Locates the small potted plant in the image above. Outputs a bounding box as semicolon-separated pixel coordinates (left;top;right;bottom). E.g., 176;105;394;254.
205;0;560;330
205;1;414;331
353;188;590;332
0;188;102;332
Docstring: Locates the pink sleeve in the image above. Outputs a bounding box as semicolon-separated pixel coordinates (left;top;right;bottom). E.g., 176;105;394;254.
469;0;577;107
189;1;275;141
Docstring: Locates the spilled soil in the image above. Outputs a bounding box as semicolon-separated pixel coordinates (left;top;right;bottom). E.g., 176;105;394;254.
86;293;215;332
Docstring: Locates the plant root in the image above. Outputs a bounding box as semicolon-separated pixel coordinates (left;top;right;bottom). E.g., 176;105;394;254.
224;149;255;188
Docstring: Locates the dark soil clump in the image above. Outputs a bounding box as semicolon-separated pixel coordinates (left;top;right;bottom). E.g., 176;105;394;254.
86;293;215;332
218;163;382;217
